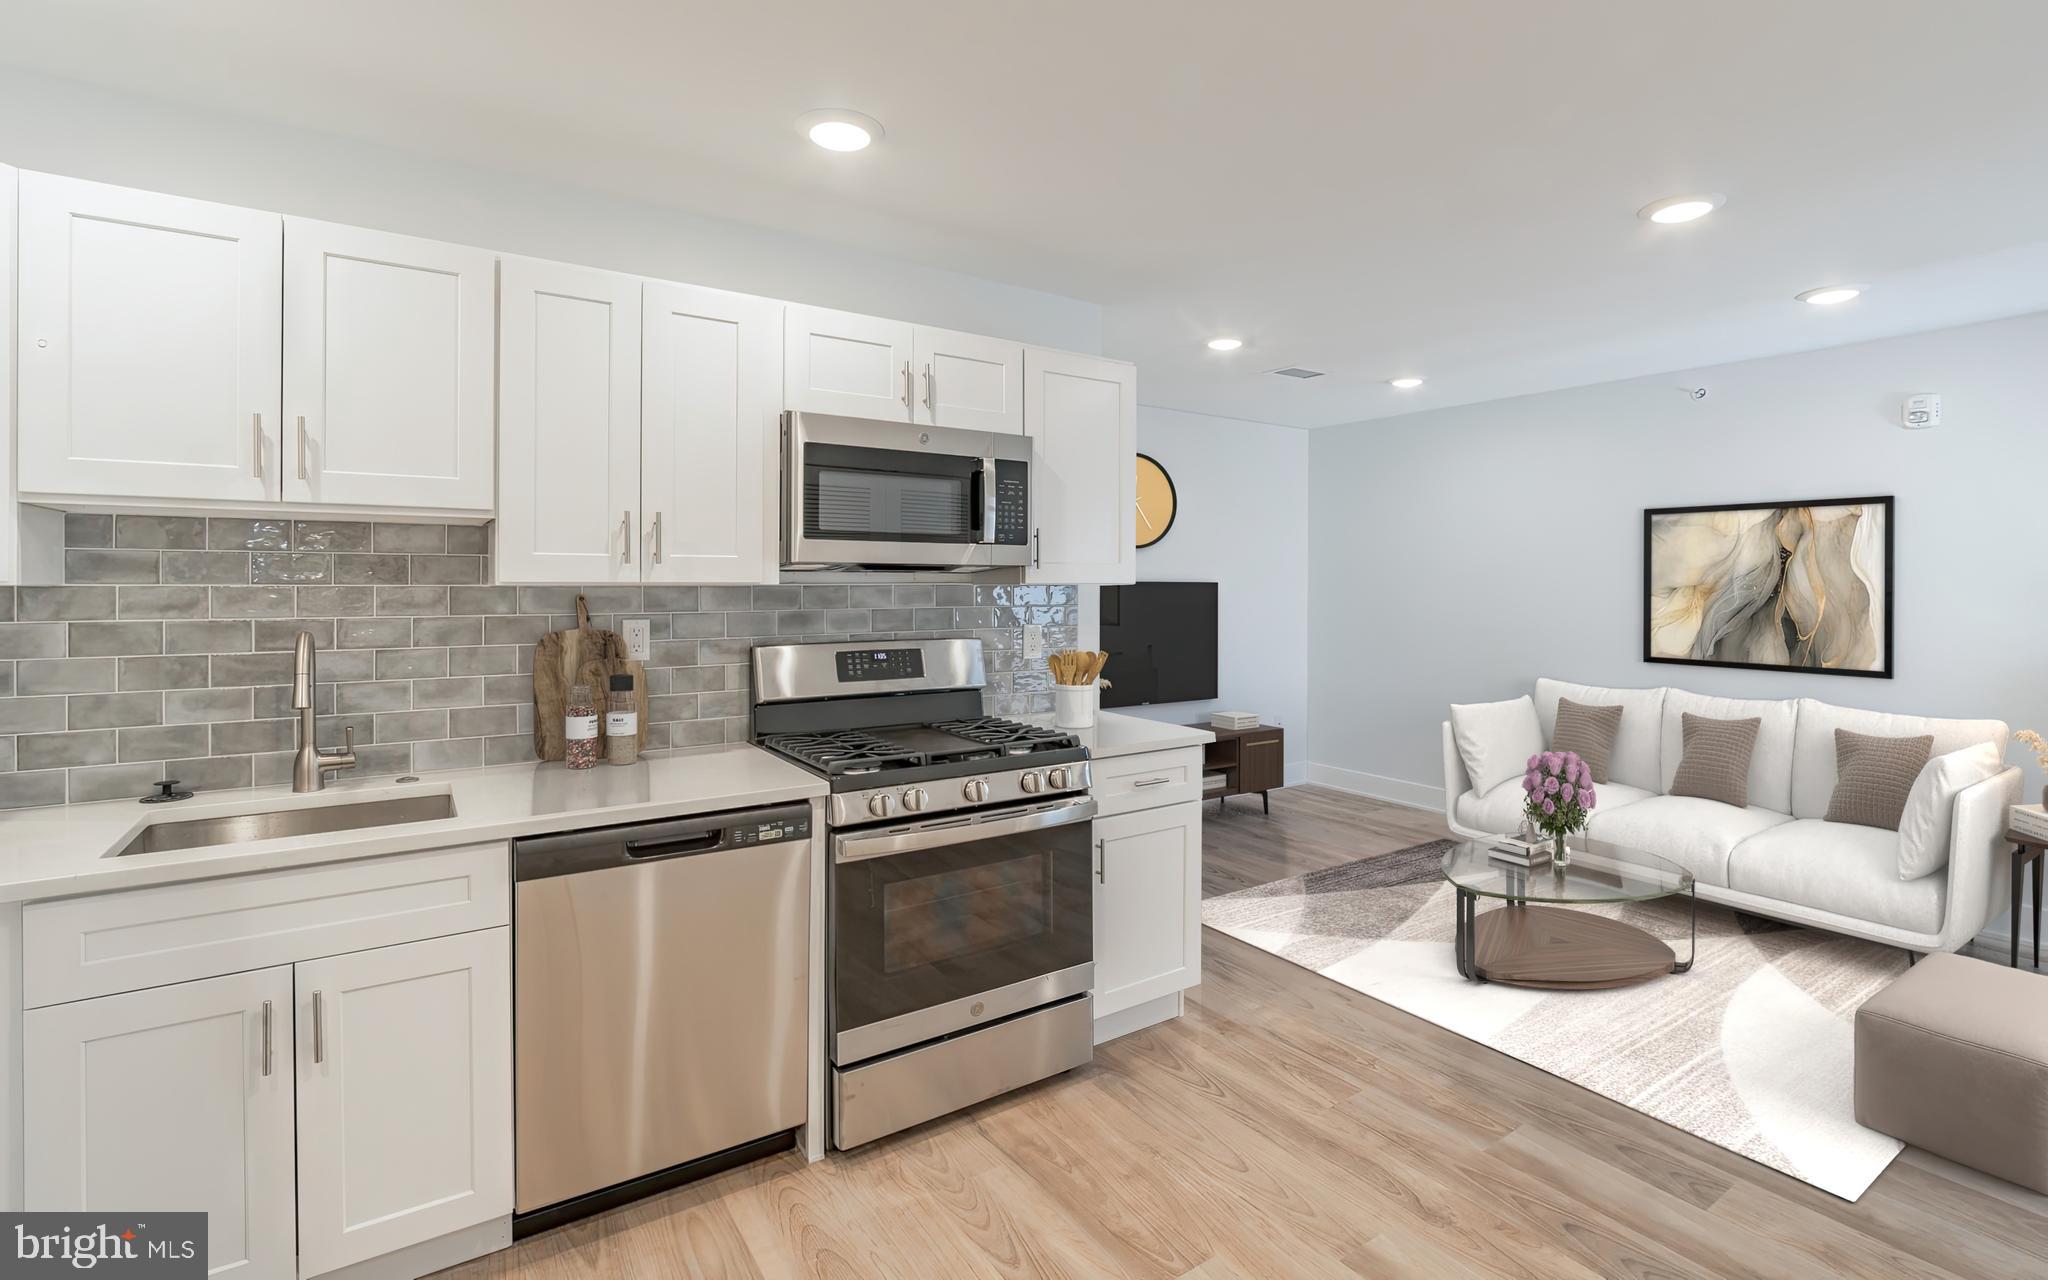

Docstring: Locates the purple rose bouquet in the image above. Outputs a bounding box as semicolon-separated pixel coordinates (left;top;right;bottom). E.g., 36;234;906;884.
1521;750;1596;861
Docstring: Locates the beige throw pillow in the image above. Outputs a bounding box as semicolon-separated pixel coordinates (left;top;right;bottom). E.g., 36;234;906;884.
1668;713;1762;809
1552;698;1623;784
1826;729;1934;831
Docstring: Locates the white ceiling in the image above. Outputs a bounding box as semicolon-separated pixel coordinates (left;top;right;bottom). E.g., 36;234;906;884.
5;0;2046;428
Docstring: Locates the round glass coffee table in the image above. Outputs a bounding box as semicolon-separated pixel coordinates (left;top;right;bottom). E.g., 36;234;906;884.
1442;840;1696;989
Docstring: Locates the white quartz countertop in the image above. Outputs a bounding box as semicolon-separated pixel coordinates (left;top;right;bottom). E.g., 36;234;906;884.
0;746;827;905
1022;709;1215;757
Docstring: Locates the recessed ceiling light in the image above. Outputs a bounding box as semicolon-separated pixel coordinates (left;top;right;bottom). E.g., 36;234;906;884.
1206;337;1243;351
1796;285;1862;306
1388;376;1425;389
1637;194;1726;224
797;109;884;152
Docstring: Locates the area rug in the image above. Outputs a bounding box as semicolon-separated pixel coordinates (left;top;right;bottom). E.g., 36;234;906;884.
1201;839;1906;1200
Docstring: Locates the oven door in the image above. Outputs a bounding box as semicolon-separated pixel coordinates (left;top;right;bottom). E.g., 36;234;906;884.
830;796;1094;1063
785;412;1031;569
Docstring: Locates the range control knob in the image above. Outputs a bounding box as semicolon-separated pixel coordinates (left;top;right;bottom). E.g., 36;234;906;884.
901;787;929;813
1019;771;1045;794
1046;766;1072;790
962;779;991;803
867;793;895;819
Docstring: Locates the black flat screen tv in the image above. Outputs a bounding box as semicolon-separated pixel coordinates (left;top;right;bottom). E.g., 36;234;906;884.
1099;582;1218;708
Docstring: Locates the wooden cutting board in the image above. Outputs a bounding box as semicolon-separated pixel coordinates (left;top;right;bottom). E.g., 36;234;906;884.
532;596;650;760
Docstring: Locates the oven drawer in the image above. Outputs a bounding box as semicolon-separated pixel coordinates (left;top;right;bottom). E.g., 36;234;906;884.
833;994;1092;1149
1091;747;1205;816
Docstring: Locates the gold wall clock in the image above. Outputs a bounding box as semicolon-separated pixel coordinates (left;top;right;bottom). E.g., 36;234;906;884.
1135;452;1177;548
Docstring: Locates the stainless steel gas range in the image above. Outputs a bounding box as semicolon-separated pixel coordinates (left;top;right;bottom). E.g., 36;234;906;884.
751;638;1096;1149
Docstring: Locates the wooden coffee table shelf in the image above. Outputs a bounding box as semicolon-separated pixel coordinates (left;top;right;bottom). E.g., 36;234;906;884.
1443;840;1696;991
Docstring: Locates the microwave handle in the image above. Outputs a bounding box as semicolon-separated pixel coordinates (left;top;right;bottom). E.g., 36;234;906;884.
832;796;1097;863
974;454;998;544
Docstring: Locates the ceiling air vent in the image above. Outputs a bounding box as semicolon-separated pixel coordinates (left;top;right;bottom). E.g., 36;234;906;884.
1269;366;1324;379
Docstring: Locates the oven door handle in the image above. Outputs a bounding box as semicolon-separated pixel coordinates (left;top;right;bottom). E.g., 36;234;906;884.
832;797;1097;863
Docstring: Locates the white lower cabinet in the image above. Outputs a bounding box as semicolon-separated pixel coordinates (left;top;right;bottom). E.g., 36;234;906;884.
25;966;299;1279
296;929;512;1277
1092;792;1202;1030
20;851;513;1280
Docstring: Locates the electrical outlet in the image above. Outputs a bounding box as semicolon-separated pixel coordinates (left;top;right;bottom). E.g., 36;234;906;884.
1023;624;1044;661
622;618;652;661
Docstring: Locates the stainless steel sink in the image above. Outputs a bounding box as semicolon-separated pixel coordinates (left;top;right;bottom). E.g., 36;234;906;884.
113;794;458;857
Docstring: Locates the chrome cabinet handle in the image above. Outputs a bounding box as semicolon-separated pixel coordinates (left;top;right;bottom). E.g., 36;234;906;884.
653;511;664;563
261;1000;274;1077
922;363;933;415
1133;777;1170;788
1096;837;1106;884
312;990;325;1064
295;415;309;481
252;413;265;478
901;361;913;411
620;510;632;565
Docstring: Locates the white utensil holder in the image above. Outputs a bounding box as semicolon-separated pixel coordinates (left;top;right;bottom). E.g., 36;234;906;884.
1054;684;1098;730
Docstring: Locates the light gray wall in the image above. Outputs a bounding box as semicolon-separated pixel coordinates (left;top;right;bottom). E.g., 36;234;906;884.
0;70;1101;354
1116;406;1309;780
1308;310;2048;805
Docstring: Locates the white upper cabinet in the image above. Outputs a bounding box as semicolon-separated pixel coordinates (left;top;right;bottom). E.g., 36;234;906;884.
16;171;282;503
283;219;495;511
294;929;513;1277
913;325;1023;434
641;281;781;584
785;305;914;421
495;257;642;584
25;965;299;1280
1024;349;1137;585
2;164;17;582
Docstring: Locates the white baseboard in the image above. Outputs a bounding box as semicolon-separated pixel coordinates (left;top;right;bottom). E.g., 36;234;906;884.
1305;763;1444;813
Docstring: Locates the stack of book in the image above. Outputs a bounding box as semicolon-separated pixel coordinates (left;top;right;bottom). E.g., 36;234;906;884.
2013;804;2048;843
1487;836;1549;868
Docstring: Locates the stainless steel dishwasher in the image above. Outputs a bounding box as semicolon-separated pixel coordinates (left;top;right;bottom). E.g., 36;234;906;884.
511;802;812;1234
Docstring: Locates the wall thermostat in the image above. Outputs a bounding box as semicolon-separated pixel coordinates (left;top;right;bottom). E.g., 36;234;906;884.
1902;393;1941;429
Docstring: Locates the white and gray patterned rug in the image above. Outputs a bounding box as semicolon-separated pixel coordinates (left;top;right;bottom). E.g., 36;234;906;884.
1202;840;1906;1200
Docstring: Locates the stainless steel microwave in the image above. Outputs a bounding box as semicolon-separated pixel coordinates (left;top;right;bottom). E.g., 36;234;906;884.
781;412;1032;571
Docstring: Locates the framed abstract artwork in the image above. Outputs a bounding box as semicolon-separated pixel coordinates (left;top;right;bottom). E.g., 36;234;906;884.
1644;496;1893;678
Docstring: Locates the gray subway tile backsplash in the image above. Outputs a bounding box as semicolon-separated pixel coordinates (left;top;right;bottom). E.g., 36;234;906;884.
0;519;1076;810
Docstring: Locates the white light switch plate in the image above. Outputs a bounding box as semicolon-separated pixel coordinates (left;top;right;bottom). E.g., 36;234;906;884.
1023;624;1044;661
622;618;652;661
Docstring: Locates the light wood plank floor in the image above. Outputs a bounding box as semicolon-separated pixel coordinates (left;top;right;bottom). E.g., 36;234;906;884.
447;785;2048;1280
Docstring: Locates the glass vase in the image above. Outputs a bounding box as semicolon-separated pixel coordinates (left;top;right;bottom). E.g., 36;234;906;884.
1551;830;1571;869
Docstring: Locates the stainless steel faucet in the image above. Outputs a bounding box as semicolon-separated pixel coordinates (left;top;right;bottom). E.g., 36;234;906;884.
292;631;357;792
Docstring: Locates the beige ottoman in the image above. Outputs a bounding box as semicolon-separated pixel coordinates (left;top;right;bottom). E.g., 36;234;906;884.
1854;952;2048;1192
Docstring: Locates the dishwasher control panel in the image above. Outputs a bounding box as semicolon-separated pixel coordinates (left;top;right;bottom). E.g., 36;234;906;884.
728;813;812;847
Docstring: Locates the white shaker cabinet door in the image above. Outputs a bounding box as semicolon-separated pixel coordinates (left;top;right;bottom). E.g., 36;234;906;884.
294;928;513;1277
913;325;1023;434
784;304;914;421
283;218;496;511
495;257;642;584
24;966;298;1280
1023;349;1137;585
1091;801;1202;1018
1;164;16;582
641;281;781;584
16;171;282;503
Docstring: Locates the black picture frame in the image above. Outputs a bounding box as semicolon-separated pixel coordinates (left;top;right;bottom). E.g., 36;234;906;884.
1642;496;1894;679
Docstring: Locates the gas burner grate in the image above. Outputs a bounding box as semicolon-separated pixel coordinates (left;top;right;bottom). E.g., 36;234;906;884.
758;730;923;776
927;717;1080;754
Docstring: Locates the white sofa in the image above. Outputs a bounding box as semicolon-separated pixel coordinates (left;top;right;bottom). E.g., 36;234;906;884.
1441;677;2021;954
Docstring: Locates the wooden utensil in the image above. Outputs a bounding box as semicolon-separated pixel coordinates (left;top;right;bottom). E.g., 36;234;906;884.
533;595;648;760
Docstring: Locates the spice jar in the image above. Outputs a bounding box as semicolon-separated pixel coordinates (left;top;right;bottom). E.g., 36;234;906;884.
605;673;639;766
564;683;599;769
